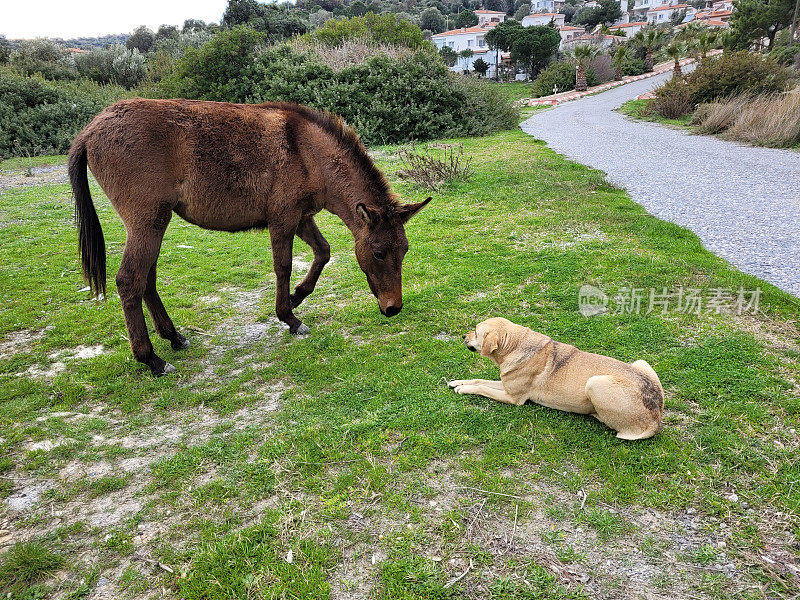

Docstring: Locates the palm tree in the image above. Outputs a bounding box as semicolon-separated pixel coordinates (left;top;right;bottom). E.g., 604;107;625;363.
612;45;628;81
695;30;718;62
665;42;684;78
639;28;664;72
571;44;600;92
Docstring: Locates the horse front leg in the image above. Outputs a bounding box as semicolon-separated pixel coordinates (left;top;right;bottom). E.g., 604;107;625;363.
270;226;308;335
290;216;331;309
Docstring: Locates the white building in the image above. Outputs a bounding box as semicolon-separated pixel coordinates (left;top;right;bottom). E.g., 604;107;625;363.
522;12;566;27
609;20;648;36
558;25;585;43
474;9;507;26
646;3;693;23
531;0;556;12
431;26;505;77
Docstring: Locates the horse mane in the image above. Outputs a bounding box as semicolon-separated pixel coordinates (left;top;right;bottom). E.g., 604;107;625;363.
260;102;398;213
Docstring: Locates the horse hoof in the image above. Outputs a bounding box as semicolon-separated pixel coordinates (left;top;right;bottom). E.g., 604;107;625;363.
172;336;190;350
291;323;310;336
154;362;176;376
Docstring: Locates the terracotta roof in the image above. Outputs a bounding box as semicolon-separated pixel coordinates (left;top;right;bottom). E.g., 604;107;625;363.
474;9;507;13
560;25;584;30
707;10;732;16
432;26;490;37
648;3;689;10
611;20;648;27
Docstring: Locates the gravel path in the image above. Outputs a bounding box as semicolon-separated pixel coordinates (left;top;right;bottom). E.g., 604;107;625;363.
521;71;800;297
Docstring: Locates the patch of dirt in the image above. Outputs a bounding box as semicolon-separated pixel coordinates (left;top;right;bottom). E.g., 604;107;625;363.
0;164;69;190
0;326;53;360
18;344;110;380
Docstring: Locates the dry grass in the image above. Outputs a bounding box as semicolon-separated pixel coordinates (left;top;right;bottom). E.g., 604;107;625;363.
692;88;800;147
287;36;411;71
396;143;474;191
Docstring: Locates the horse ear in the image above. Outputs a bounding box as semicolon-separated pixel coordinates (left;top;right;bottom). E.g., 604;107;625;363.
356;203;378;228
398;197;432;224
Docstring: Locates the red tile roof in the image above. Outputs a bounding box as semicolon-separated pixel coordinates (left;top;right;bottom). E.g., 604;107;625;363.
432;26;490;37
648;3;689;10
474;9;507;13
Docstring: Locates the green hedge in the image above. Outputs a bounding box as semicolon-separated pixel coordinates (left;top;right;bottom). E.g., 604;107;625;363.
0;69;128;157
161;29;518;145
530;61;599;98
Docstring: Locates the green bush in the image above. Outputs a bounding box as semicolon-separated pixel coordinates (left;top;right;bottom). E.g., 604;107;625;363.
685;51;792;103
530;61;599;97
652;77;693;118
304;13;425;49
0;69;127;157
621;56;646;76
769;44;800;67
10;38;77;81
161;33;517;145
74;45;146;88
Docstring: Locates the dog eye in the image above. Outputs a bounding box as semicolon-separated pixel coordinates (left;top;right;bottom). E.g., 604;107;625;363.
373;250;386;261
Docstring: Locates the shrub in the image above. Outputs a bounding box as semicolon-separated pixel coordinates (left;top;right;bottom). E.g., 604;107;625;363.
769;44;800;67
305;14;425;49
161;35;517;146
397;143;473;190
0;69;127;157
10;38;77;81
159;27;268;102
684;51;792;104
530;61;599;97
692;90;800;147
74;45;146;88
587;53;614;83
621;56;646;76
652;77;693;118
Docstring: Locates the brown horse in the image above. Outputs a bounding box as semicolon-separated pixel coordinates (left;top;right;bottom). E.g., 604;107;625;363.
68;99;430;376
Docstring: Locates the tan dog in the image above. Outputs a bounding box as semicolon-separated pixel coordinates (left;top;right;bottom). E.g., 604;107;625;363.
449;318;664;440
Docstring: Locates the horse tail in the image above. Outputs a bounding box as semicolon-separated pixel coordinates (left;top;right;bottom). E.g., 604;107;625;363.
69;137;106;298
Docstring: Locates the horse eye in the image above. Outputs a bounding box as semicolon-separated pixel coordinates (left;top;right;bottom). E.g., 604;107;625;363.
373;250;386;261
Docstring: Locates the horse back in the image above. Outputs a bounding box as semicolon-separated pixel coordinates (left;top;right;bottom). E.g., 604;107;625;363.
79;98;320;232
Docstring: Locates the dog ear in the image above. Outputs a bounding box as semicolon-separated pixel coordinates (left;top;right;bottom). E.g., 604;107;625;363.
481;330;499;357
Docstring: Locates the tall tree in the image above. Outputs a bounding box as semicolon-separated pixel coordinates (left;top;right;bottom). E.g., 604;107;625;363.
420;7;447;33
455;10;479;28
571;44;599;91
727;0;794;48
509;25;561;77
126;25;155;53
665;41;684;77
637;27;664;71
473;56;490;75
611;44;627;80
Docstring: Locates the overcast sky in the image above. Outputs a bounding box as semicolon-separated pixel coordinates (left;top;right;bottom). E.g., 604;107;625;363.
3;0;231;39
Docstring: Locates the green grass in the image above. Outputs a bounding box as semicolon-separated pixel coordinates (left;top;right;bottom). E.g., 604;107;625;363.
0;541;65;595
0;154;68;170
490;81;532;103
618;98;694;128
1;130;799;598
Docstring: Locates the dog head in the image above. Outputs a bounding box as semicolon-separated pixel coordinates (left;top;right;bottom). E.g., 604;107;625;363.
464;317;517;358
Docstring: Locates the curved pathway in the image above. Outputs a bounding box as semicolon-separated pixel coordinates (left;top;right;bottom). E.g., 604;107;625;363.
521;71;800;297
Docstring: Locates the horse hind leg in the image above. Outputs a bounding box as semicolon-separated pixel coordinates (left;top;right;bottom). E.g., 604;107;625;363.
116;222;174;376
144;263;189;350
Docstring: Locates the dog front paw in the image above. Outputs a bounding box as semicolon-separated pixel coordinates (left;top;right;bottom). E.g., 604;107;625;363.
448;379;470;389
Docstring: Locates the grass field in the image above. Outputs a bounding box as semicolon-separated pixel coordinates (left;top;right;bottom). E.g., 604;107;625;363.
618;99;694;128
1;129;799;599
